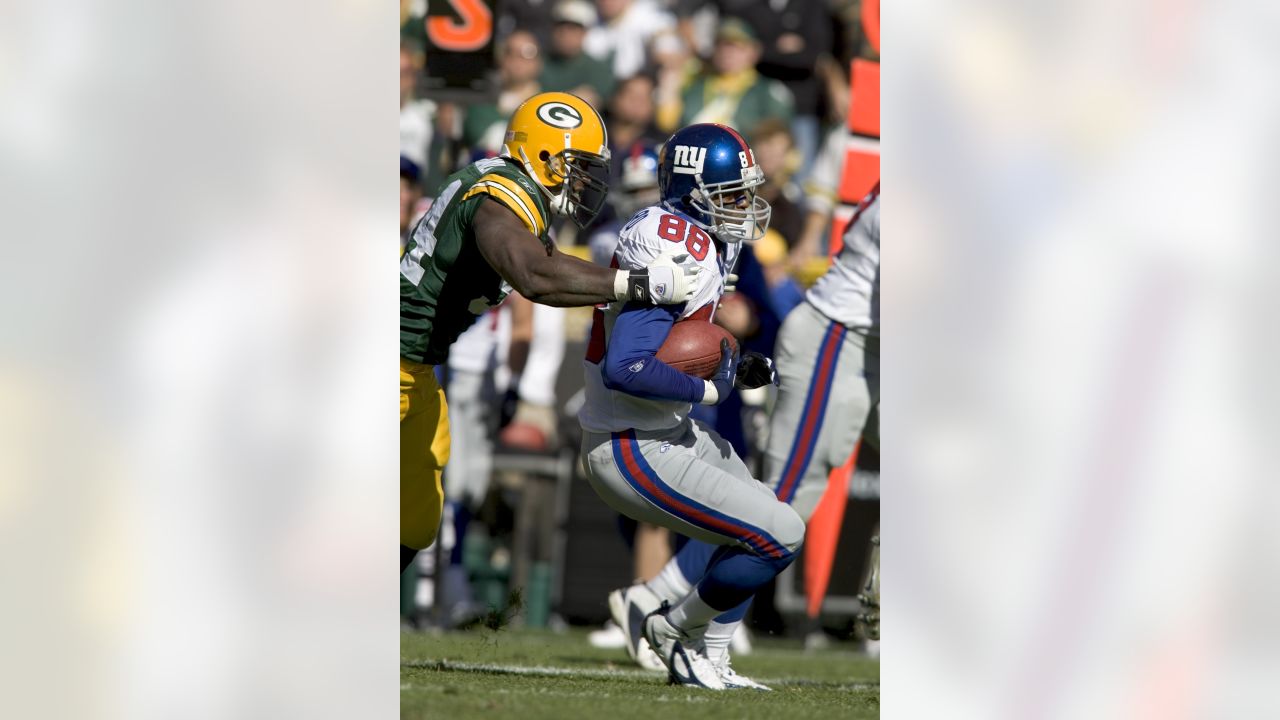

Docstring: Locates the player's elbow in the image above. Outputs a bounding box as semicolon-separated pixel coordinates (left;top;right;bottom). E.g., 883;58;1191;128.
600;357;630;391
601;353;646;392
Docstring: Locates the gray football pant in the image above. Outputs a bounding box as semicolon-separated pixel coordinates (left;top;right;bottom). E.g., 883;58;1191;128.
443;368;495;508
764;301;879;521
581;419;805;559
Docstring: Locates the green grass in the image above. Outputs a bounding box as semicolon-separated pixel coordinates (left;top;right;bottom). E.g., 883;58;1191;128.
401;628;878;719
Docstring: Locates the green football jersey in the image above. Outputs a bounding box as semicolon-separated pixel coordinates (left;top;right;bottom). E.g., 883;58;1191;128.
400;157;553;365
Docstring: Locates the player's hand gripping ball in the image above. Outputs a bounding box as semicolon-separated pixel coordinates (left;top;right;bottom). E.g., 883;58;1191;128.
699;338;740;405
655;319;738;379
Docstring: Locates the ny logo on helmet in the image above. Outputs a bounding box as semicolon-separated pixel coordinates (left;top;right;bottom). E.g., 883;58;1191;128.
671;145;707;175
536;102;583;129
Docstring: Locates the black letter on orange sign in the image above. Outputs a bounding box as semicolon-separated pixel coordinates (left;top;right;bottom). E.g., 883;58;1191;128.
427;0;493;53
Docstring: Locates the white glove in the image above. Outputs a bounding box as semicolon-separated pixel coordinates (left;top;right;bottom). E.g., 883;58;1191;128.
613;252;703;305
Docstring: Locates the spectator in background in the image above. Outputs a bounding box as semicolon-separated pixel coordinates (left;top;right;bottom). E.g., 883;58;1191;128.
675;19;793;134
400;155;423;245
650;29;699;135
495;0;556;48
791;124;846;271
584;0;675;81
540;1;615;109
587;143;661;264
460;31;543;158
400;0;425;47
573;74;664;231
708;0;839;186
605;75;663;181
748;119;805;249
400;45;436;169
753;228;806;321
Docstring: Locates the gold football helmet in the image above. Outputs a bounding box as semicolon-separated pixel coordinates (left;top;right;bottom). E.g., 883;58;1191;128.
503;92;611;228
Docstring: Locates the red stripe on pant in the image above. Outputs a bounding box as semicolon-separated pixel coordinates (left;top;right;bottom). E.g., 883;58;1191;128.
775;323;843;503
617;433;783;559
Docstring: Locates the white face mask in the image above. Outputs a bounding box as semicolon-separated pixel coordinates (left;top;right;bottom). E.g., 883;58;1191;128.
716;215;758;242
686;159;772;243
694;187;771;243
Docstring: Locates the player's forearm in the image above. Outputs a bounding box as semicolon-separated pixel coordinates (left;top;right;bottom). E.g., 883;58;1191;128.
601;354;704;403
508;251;618;306
600;302;704;403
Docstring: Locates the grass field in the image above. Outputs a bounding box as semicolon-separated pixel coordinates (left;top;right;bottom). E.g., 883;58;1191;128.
401;628;879;719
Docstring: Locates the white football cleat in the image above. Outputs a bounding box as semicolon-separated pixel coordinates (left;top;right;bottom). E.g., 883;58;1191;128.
643;606;725;690
715;656;771;691
587;620;626;649
607;584;665;672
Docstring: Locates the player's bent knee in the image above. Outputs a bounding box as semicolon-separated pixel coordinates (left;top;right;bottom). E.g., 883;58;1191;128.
771;502;806;557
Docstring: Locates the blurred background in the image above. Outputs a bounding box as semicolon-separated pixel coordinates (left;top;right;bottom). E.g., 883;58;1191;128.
399;0;882;653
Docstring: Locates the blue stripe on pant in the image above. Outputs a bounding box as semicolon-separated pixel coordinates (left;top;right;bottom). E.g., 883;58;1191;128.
610;430;789;560
775;321;847;504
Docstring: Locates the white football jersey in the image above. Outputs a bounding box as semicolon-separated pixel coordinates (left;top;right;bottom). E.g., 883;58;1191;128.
448;307;504;375
807;191;879;334
578;206;725;433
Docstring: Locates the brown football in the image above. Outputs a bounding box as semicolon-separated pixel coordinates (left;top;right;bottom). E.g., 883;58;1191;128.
655;319;738;380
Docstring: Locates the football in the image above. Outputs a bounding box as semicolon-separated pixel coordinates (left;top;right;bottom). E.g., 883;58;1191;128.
655;319;738;380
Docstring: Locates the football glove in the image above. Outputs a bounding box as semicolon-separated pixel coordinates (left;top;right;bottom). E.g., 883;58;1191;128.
497;387;520;429
699;339;739;405
735;351;778;389
615;252;702;305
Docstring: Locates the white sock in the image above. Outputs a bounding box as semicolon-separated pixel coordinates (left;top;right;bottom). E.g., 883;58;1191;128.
703;619;741;665
645;557;692;603
666;589;719;635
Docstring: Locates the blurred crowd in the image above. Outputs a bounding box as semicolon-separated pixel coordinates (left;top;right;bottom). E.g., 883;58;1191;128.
399;0;878;640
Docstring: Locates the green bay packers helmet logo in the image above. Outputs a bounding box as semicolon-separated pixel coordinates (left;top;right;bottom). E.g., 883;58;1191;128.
536;101;583;129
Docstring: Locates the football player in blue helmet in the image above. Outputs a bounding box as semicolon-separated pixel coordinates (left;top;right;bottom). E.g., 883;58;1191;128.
615;143;662;220
584;124;788;690
658;123;772;247
588;142;663;266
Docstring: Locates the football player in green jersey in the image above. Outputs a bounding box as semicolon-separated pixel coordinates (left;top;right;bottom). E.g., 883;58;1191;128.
401;92;701;573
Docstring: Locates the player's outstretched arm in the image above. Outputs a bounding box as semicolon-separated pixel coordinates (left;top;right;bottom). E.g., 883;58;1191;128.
473;199;699;307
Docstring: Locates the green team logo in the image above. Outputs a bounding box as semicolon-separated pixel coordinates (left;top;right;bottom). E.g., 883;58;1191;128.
537;102;583;129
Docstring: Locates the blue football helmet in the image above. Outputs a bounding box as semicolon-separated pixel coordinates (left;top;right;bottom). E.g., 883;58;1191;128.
614;142;661;220
658;123;771;243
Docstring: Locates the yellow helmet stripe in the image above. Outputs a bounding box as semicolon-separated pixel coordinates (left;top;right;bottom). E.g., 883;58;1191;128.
463;178;545;236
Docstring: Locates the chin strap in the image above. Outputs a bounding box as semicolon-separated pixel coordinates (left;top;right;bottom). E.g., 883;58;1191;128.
516;145;573;218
